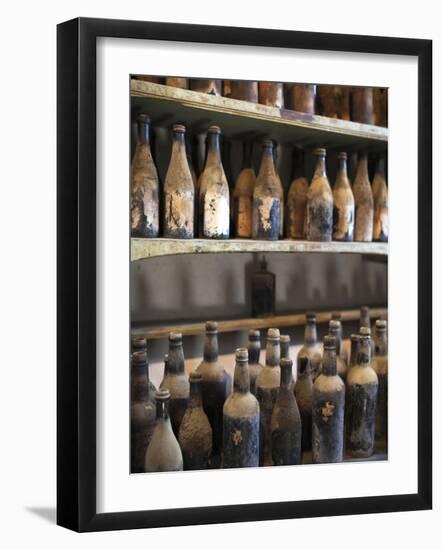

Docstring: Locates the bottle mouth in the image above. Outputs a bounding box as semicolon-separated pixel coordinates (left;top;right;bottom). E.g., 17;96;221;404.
329;319;341;331
236;347;248;361
205;321;218;333
248;329;260;341
375;320;387;330
314;147;326;156
173;123;186;133
136;113;150;123
306;311;316;321
337;152;347;160
169;332;182;343
280;357;293;368
132;350;147;364
208;125;221;135
324;335;336;350
359;326;371;337
280;335;290;343
267;327;280;340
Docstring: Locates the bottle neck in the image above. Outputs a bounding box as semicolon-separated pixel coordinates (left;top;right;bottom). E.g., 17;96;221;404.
171;131;187;157
338;158;348;178
281;340;290;360
358;338;371;366
248;340;261;364
204;332;219;362
265;338;280;367
131;362;149;399
356;155;369;178
205;132;222;167
280;363;292;388
350;338;359;367
313;155;327;178
137;121;150;145
167;344;185;374
258;144;276;178
156;398;171;422
375;331;388;356
330;330;342;354
360;310;371;328
305;320;317;344
234;360;250;393
322;348;337;376
375;157;386;177
189;380;203;407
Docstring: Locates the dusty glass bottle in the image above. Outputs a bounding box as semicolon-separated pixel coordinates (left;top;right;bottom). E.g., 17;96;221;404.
247;329;263;396
271;358;302;466
346;328;378;458
285;83;316;113
348;333;360;370
273;144;285;238
229;80;258;103
331;312;349;365
312;335;345;464
252;140;281;241
178;372;212;470
131;336;156;394
307;148;333;242
130;114;159;238
333;152;355;241
372;156;389;242
189;79;222;95
130;351;156;473
373;88;388;127
233;141;256;238
351;87;373;124
163;124;194;239
353;152;374;242
196;322;231;459
144;389;183;472
258;82;284;108
372;320;388;450
222;348;260;468
251;257;276;317
329;320;347;381
297;312;323;381
256;328;281;466
160;333;190;437
280;334;295;388
165;77;188;88
286;147;308;240
318;85;346;119
294;355;314;454
198;126;230;239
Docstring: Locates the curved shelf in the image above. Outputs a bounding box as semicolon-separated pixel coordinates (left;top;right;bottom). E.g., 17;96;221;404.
131;80;388;151
131;237;388;261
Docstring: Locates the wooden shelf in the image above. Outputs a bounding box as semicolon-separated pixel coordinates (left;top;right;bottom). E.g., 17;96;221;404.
131;237;388;261
133;307;388;340
131;80;388;151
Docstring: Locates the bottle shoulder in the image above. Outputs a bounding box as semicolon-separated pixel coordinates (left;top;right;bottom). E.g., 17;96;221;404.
224;392;259;418
313;373;345;394
234;168;256;196
346;364;378;386
256;365;280;388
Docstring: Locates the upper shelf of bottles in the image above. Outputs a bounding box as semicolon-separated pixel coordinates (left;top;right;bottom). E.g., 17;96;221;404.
131;80;388;151
131;237;388;261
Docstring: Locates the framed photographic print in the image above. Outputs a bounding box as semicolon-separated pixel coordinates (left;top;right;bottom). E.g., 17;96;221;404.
57;17;432;532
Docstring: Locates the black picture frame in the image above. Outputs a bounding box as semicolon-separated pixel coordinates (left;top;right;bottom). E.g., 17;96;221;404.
57;17;432;532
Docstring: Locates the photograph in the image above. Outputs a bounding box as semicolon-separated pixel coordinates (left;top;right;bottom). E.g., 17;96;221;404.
129;76;389;473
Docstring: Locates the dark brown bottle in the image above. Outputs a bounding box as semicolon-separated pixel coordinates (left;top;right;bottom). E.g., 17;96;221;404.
373;88;388;127
130;351;156;473
372;320;388;450
131;335;157;394
346;328;378;458
251;257;276;318
294;355;314;454
312;335;345;464
331;312;349;365
145;389;183;472
353;153;374;242
178;372;212;470
163;124;194;239
285;83;316;113
134;76;164;84
271;358;302;465
252;140;281;240
196;322;231;458
351;87;373;124
160;333;190;437
190;79;222;95
307;148;333;242
333;152;355;241
318;85;344;118
258;82;284;108
286;147;308;240
223;348;260;468
165;77;188;89
329;320;347;381
223;80;232;97
256;328;281;466
372;156;389;242
229;80;258;103
297;312;323;381
130;114;160;237
198;126;230;239
233;141;256;238
247;329;263;396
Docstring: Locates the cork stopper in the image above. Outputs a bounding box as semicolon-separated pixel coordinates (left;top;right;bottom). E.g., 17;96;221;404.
172;123;186;133
267;328;280;340
236;348;249;362
208;125;221;135
205;321;218;334
324;335;336;350
314;147;326;156
136;113;150;123
280;334;290;344
132;350;147;364
248;329;260;341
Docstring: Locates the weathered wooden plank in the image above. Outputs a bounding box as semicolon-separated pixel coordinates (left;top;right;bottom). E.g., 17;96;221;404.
131;80;388;147
131;237;388;261
134;307;388;340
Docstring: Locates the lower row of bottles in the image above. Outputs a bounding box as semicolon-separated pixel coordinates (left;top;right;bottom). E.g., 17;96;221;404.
131;307;388;472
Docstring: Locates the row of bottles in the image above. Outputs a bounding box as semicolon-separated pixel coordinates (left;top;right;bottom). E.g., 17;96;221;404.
131;116;388;242
131;307;388;472
132;76;387;127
